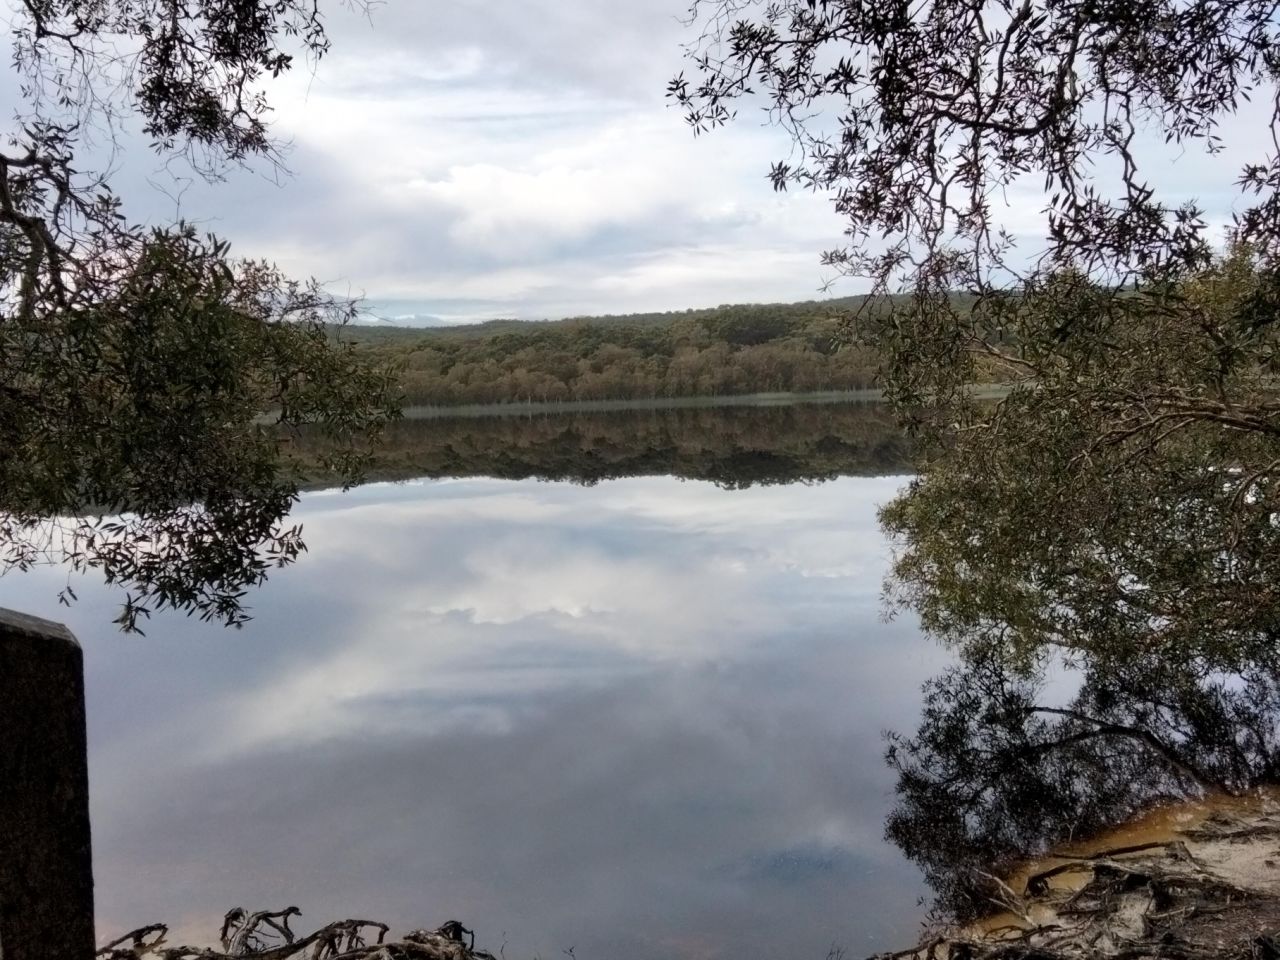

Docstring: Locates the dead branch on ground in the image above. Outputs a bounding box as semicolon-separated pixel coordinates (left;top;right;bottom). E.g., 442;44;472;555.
98;911;494;960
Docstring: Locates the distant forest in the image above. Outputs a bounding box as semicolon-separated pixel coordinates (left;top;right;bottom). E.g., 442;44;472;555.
344;297;886;406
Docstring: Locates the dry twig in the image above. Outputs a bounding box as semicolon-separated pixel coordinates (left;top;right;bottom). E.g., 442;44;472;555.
98;912;494;960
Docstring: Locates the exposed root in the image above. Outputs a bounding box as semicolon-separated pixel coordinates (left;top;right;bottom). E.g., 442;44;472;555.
1180;811;1280;843
98;912;495;960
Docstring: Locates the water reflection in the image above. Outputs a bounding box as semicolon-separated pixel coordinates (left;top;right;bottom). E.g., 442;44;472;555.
291;402;912;487
886;646;1280;922
1;472;943;960
15;399;1266;956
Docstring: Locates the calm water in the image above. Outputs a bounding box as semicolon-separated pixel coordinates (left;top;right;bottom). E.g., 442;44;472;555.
3;407;949;959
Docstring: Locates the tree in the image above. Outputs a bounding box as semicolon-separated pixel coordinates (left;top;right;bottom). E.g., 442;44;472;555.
672;0;1277;292
2;1;398;631
675;2;1280;668
673;8;1280;933
875;253;1280;669
671;0;1280;429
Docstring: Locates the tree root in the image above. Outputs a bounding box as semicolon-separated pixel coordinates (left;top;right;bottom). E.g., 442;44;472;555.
1179;811;1280;843
97;911;496;960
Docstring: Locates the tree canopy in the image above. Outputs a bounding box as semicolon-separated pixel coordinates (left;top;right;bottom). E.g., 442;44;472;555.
676;1;1280;671
2;1;397;631
676;14;1280;916
876;253;1280;671
673;0;1280;290
350;303;881;406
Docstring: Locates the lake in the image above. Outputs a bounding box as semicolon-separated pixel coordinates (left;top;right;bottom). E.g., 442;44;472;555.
2;403;950;959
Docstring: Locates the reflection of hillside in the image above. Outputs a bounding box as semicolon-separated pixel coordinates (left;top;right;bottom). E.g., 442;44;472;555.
293;402;912;488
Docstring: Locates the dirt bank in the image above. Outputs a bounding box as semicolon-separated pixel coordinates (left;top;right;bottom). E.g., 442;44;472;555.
875;788;1280;959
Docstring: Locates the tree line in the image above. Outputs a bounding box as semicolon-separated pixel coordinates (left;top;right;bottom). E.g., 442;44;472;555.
345;301;883;407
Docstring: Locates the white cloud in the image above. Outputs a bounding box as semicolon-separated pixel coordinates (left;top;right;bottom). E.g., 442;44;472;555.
83;3;855;317
164;476;910;754
411;159;668;251
13;0;1272;320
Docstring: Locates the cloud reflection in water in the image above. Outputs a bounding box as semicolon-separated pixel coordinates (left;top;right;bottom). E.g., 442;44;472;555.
1;474;948;960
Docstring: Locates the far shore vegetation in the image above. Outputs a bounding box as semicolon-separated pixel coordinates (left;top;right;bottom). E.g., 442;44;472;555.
341;296;926;407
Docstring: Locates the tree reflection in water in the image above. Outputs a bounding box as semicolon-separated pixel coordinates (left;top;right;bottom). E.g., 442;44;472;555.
885;647;1280;921
291;401;913;488
296;400;1280;935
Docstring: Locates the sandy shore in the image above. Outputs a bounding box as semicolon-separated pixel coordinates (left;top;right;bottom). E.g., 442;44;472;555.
875;788;1280;959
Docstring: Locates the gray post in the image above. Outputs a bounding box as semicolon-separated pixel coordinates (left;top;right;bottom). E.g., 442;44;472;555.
0;608;94;960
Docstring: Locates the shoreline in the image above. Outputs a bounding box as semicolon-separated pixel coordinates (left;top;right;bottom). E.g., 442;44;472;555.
876;788;1280;960
396;383;1011;420
396;389;883;419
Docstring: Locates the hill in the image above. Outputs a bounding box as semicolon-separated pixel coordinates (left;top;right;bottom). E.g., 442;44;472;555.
340;295;891;407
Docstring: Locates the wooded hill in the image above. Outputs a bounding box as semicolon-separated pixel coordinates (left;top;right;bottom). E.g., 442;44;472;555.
343;296;889;406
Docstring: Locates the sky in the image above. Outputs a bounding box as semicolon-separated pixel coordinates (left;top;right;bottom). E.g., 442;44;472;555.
85;0;852;324
3;0;1271;323
116;0;1273;325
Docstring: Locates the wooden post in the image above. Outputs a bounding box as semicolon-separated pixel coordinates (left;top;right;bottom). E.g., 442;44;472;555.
0;608;95;960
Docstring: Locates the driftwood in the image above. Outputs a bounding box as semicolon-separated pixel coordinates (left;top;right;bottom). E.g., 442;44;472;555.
97;910;497;960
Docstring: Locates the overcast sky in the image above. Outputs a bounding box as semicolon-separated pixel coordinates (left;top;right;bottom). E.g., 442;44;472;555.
6;0;1270;323
87;0;845;324
156;1;1276;325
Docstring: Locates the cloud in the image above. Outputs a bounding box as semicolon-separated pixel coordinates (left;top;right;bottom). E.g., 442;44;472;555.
6;0;1279;320
178;477;906;753
412;159;672;253
0;474;950;959
0;0;851;319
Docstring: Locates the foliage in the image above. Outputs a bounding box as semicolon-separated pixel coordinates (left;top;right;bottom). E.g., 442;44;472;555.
673;2;1280;928
1;2;397;630
878;249;1280;919
880;252;1280;668
672;0;1276;291
349;302;883;406
674;0;1280;672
